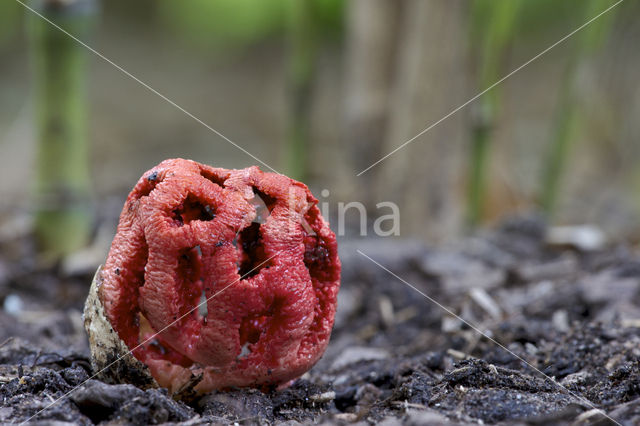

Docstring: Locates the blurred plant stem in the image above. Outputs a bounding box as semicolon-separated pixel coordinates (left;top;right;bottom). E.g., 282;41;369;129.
377;0;468;242
343;0;400;208
467;0;520;228
285;0;318;182
540;0;617;216
29;0;96;259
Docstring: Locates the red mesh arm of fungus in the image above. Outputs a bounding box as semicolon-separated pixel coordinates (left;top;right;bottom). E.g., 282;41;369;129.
98;159;340;393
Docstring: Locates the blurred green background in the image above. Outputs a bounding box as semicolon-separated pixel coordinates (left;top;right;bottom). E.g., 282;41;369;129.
0;0;639;258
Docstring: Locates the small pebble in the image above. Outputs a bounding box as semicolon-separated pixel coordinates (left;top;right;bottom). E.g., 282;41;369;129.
3;294;24;316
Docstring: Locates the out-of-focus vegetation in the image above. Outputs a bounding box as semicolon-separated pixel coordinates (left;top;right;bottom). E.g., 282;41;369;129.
0;1;20;48
467;0;521;227
284;0;317;181
540;0;618;216
155;0;343;181
157;0;287;50
29;0;96;258
467;0;621;225
1;0;638;256
156;0;343;51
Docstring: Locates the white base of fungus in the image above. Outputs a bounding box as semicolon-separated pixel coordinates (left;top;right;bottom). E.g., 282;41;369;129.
83;266;159;389
84;266;209;396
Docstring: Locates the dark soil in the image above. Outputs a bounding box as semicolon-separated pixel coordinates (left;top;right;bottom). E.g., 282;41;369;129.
1;215;639;425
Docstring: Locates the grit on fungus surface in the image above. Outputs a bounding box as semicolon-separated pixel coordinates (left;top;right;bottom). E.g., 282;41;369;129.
97;159;340;393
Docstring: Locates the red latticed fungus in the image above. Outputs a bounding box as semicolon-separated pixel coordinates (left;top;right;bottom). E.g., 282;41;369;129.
84;159;341;395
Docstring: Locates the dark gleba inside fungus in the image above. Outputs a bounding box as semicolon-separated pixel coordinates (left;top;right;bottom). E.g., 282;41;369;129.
84;159;341;394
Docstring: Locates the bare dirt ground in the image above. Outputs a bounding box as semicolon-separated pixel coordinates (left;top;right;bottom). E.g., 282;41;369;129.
0;215;639;425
